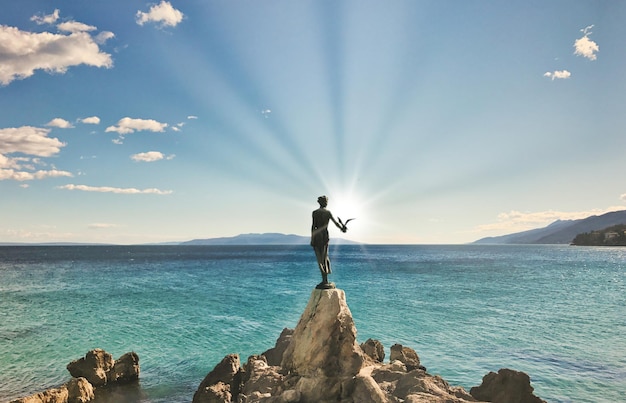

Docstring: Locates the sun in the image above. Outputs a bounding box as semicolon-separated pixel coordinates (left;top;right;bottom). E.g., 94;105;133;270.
329;193;366;231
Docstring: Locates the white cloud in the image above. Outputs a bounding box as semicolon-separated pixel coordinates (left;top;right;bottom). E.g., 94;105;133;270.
105;117;168;135
574;25;598;60
0;168;73;181
187;115;198;120
31;9;60;25
131;151;175;162
58;184;173;195
136;1;184;28
0;25;113;85
46;118;74;128
80;116;101;125
57;21;97;33
0;126;65;157
544;70;571;80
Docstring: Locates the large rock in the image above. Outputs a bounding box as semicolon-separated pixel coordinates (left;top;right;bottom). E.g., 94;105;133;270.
470;368;546;403
282;289;369;377
66;349;114;387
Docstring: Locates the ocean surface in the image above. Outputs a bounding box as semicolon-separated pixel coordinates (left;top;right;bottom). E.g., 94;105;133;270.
0;244;624;403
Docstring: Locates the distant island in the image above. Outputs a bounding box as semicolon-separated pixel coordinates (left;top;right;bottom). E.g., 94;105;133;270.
571;224;626;246
473;210;626;245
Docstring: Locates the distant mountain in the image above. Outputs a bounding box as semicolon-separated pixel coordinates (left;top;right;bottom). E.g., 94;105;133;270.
473;210;626;244
180;233;359;245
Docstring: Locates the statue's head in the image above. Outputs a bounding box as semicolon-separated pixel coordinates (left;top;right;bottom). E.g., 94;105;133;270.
317;195;328;207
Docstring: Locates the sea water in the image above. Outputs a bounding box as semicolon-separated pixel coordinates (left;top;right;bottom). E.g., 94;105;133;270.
0;245;624;403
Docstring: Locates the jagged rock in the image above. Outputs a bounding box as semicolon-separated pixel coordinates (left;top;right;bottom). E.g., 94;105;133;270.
193;354;242;403
66;377;94;403
109;352;140;383
66;349;114;387
261;328;294;367
361;338;385;363
470;368;546;403
390;344;424;371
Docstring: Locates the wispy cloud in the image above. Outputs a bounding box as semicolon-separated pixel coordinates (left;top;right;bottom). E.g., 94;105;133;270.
58;184;173;195
136;1;184;28
543;70;571;80
574;25;599;61
0;20;113;85
105;117;168;135
30;9;60;25
131;151;175;162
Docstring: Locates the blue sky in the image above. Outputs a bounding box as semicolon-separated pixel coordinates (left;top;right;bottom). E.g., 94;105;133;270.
1;0;625;244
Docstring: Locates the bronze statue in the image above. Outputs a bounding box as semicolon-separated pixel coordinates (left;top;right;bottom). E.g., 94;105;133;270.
311;195;346;289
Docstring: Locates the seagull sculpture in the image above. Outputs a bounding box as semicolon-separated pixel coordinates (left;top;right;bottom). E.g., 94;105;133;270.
337;217;355;231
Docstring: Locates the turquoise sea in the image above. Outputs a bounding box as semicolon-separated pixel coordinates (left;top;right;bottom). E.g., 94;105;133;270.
0;245;624;403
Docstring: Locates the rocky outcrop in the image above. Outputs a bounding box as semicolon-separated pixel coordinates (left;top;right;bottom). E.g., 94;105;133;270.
11;350;139;403
470;368;546;403
279;288;370;401
66;349;139;386
194;288;547;402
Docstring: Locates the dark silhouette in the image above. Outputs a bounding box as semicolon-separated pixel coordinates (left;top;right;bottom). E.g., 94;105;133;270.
311;196;346;289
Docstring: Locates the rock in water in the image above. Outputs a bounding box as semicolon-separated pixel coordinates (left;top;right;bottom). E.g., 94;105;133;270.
109;352;140;384
470;368;547;403
66;349;114;387
280;288;370;401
